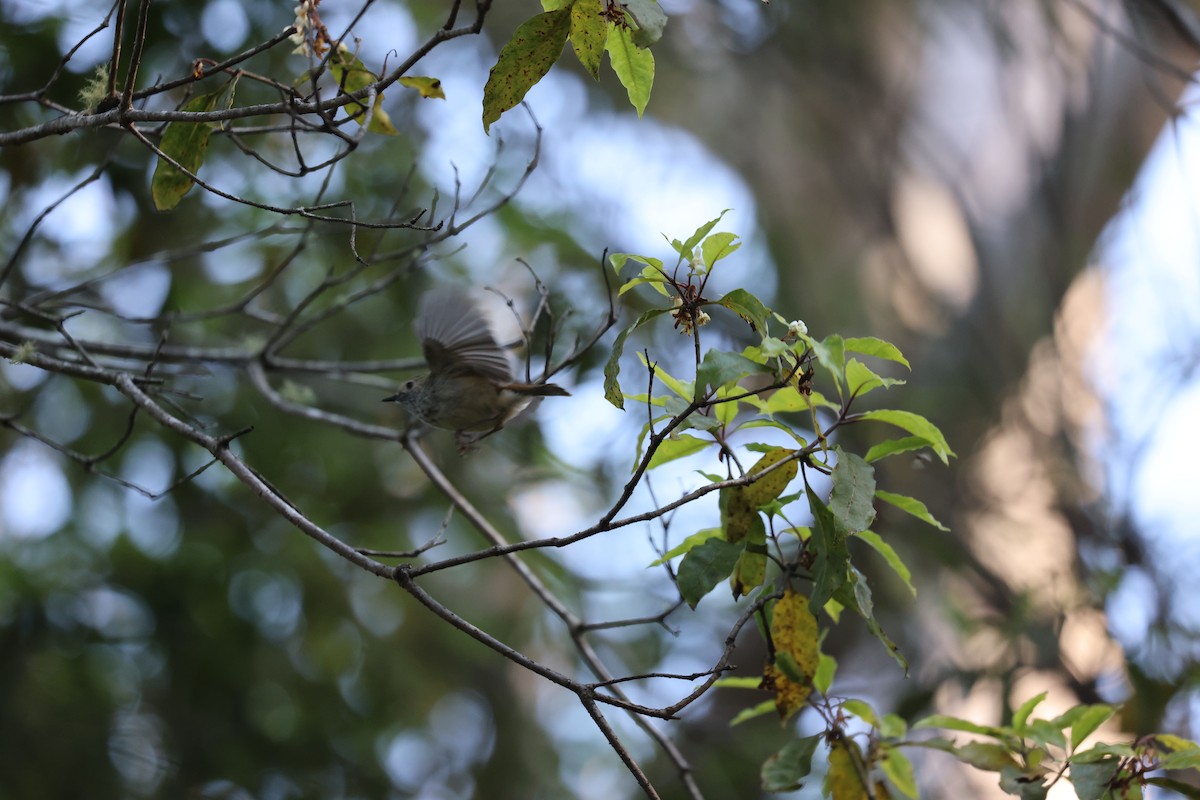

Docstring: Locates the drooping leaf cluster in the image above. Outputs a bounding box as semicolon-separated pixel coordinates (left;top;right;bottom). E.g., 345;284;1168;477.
483;0;662;131
609;214;1200;797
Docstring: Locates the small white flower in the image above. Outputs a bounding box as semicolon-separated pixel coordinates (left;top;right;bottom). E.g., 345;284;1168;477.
695;310;711;327
787;319;808;337
289;1;311;50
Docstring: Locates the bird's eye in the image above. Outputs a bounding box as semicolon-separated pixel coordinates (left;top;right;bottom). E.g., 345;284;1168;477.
405;380;416;389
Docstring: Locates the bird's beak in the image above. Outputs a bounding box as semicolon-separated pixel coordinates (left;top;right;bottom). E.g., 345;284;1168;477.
382;393;400;403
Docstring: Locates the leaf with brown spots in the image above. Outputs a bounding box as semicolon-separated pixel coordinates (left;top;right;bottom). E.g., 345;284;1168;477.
482;9;571;133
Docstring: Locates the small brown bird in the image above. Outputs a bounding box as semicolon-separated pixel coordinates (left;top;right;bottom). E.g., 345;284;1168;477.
383;288;569;443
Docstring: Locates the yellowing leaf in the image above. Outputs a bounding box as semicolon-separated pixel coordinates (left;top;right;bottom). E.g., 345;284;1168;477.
605;23;653;117
151;86;225;210
762;590;819;721
721;486;757;543
730;514;766;598
569;0;607;80
330;49;375;112
880;746;918;799
398;76;445;99
825;739;869;800
483;9;571;132
366;98;398;135
742;447;798;508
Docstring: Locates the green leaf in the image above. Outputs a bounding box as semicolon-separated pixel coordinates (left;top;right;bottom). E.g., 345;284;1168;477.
813;652;837;694
1047;705;1090;730
623;0;667;47
674;210;729;259
1071;743;1137;763
729;700;777;724
733;418;810;445
717;288;770;333
569;0;606;79
846;358;905;396
1070;758;1119;800
700;231;740;270
829;449;876;533
757;336;790;358
856;409;955;464
838;567;907;672
881;714;907;739
151;87;225;210
1026;719;1064;750
864;436;936;463
811;333;846;388
875;490;950;531
664;394;720;430
1146;777;1200;799
695;348;771;400
713;384;739;426
880;746;918;799
730;699;776;726
482;9;571;133
617;273;670;297
603;307;667;409
998;764;1049;800
638;350;692;400
645;433;710;470
1157;746;1200;770
762;387;840;414
913;715;1008;738
325;49;397;134
609;252;663;275
842;699;879;728
807;485;849;611
605;23;654;117
843;336;910;369
761;734;821;792
677;537;743;608
647;528;721;566
713;676;762;689
619;262;676;297
856;530;915;596
1152;732;1199;753
1013;692;1047;734
954;742;1020;772
399;75;445;99
773;650;806;684
1069;705;1115;751
329;48;374;100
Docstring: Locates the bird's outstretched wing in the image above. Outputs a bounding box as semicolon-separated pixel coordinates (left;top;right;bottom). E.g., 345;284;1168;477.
416;288;513;382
